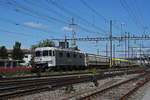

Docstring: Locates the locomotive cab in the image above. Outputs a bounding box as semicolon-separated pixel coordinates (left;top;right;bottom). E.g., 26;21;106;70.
34;47;56;71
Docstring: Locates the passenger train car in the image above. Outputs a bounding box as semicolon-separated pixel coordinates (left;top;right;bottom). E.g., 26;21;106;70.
33;47;135;71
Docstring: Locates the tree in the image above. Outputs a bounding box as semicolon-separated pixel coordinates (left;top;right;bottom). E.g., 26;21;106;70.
12;42;24;60
31;39;55;51
0;46;8;59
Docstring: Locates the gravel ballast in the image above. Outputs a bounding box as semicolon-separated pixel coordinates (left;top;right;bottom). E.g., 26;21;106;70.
9;74;140;100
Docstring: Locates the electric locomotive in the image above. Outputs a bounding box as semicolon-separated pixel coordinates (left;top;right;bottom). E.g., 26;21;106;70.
34;47;85;71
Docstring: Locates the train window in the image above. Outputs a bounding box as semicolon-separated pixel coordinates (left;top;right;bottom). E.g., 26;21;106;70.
59;52;63;57
49;50;52;56
67;53;70;58
35;51;41;57
25;55;28;58
53;51;55;56
79;54;82;58
43;50;48;56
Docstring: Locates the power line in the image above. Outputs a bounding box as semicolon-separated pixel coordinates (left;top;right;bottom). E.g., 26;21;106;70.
80;0;122;33
5;0;69;25
23;0;105;35
129;0;147;29
80;0;107;22
2;0;101;35
47;0;107;34
124;0;144;28
0;28;42;44
0;17;65;37
0;28;32;37
23;0;71;22
120;0;144;31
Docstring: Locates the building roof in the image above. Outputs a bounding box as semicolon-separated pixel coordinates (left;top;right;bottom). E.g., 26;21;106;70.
7;49;31;54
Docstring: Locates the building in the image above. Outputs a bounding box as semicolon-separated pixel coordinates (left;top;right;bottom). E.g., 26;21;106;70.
7;49;32;67
0;59;20;68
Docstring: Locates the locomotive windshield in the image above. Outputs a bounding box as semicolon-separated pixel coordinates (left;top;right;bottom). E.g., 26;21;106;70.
49;50;52;56
35;51;41;57
43;50;48;56
35;50;54;57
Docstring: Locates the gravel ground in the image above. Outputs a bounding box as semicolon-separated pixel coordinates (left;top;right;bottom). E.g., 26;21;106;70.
76;74;141;100
9;73;140;100
126;78;150;100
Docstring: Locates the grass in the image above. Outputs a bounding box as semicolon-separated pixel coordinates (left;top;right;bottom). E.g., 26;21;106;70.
0;65;145;78
40;65;145;76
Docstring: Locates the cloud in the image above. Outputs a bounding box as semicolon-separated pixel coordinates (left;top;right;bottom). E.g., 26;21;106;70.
62;26;72;31
23;22;46;28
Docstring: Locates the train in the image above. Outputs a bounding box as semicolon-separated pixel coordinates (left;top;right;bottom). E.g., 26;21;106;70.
32;47;136;72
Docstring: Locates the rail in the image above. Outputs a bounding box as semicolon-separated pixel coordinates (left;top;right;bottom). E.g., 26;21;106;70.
0;68;148;99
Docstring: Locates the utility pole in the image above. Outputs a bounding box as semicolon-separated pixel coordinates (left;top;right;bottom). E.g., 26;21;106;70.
110;20;113;68
128;32;130;59
106;43;108;63
131;47;133;58
96;41;99;55
70;18;76;47
125;32;127;59
120;23;124;37
113;44;115;66
65;35;67;48
140;42;142;65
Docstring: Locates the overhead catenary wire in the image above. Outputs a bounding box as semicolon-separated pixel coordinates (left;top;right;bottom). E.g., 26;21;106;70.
0;28;32;37
23;0;71;23
129;0;147;29
47;0;107;34
80;0;123;34
6;0;69;25
2;0;101;36
120;0;144;31
23;0;105;35
124;0;144;28
0;17;65;38
0;28;40;44
80;0;107;22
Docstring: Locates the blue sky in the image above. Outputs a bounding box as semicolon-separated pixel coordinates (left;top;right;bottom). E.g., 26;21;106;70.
0;0;149;57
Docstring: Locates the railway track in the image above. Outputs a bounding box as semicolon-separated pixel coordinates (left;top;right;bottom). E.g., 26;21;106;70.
119;76;150;100
0;75;93;100
79;73;150;100
60;78;122;100
0;68;148;100
0;71;93;81
0;68;146;87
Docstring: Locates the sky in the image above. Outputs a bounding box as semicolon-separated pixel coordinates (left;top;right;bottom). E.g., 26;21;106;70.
0;0;150;57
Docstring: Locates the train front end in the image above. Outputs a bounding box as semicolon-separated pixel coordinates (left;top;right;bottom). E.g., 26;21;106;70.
34;47;56;71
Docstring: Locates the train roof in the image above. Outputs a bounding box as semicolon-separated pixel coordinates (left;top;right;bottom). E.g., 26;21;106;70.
35;47;84;53
86;53;108;58
112;58;129;62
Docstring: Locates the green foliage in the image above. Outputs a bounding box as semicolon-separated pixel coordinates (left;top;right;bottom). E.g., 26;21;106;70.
31;39;55;51
12;42;24;60
0;46;8;59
